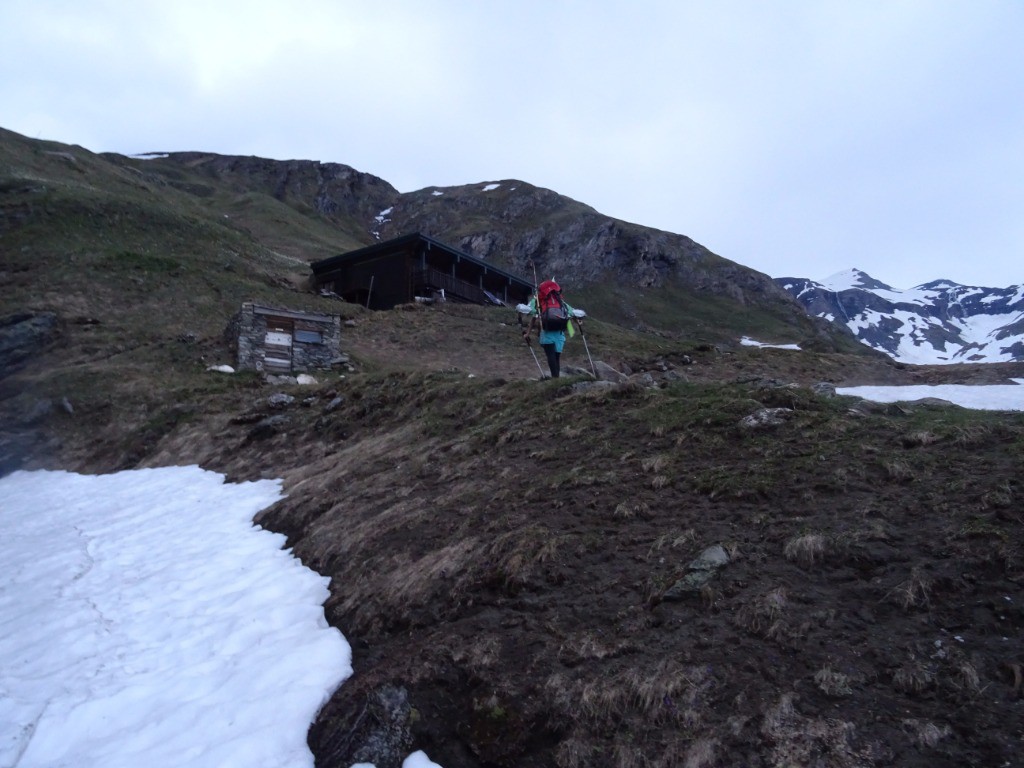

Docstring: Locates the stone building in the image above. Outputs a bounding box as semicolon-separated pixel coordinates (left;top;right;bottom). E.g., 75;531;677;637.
227;303;342;374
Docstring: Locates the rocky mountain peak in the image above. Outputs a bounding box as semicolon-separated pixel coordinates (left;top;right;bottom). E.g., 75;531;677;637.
777;270;1024;364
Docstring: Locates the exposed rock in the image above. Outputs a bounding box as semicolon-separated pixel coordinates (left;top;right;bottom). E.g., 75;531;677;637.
246;414;289;441
267;393;296;409
159;152;399;227
314;685;414;768
812;382;837;397
690;544;730;571
0;311;59;376
629;372;657;388
739;407;794;430
663;545;732;601
593;361;628;383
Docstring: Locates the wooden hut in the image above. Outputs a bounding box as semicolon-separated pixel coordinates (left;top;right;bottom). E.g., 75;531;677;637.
310;233;533;310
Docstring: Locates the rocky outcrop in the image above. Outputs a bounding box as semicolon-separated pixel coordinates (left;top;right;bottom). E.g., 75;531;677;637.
160;152;399;229
372;181;795;311
0;311;59;377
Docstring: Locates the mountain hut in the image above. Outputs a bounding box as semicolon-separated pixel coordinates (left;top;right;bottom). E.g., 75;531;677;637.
310;233;533;310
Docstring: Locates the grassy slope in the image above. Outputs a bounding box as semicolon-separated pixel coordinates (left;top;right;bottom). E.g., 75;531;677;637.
3;128;1023;766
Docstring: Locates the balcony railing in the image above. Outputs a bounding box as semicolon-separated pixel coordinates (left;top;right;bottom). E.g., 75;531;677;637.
412;268;504;305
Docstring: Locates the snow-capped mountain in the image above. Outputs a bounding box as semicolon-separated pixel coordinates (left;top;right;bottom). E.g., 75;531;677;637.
776;268;1024;365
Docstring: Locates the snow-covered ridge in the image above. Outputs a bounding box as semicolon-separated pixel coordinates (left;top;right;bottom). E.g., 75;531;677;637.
776;269;1024;365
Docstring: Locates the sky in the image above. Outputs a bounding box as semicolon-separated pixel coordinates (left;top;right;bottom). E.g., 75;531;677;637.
0;465;443;768
0;0;1021;290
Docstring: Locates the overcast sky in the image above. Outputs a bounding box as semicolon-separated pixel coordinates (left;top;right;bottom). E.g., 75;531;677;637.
2;1;1021;289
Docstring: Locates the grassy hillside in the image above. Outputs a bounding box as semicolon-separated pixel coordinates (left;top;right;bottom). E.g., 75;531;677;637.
2;127;1023;767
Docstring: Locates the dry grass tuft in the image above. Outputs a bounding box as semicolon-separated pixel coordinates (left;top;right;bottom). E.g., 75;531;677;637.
551;659;713;726
953;660;982;694
950;423;997;447
555;735;597;768
488;526;562;585
651;474;672;490
901;430;940;447
882;458;914;481
888;568;932;610
613;500;651;519
648;529;696;558
893;661;936;694
784;533;827;567
641;454;670;473
738;587;788;637
761;693;861;767
449;635;501;672
558;632;633;664
903;719;952;748
813;666;853;696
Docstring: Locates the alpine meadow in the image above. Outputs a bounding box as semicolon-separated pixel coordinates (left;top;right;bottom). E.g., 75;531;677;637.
2;126;1023;768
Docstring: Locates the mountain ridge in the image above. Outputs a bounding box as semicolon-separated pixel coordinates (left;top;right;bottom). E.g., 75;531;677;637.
778;268;1024;365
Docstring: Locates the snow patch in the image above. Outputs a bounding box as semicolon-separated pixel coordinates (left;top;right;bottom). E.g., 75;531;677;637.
481;183;500;192
740;336;801;350
431;190;443;196
0;467;352;768
838;384;1024;411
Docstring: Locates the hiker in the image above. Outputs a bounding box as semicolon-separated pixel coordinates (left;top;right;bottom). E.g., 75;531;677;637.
522;279;577;378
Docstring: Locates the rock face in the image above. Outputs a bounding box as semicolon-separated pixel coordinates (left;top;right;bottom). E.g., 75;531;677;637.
158;152;400;226
373;181;795;311
0;311;59;376
778;268;1024;364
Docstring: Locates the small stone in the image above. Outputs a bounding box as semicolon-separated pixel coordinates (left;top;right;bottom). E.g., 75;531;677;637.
267;393;295;409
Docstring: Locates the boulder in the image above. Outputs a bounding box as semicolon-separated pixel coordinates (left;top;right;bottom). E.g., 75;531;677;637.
811;382;837;397
663;545;732;601
593;361;628;383
267;393;296;409
739;407;793;430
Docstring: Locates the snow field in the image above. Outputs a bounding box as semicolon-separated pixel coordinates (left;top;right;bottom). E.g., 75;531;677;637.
0;467;352;768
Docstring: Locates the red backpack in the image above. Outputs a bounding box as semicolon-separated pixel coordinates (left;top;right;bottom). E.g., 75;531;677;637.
538;280;569;332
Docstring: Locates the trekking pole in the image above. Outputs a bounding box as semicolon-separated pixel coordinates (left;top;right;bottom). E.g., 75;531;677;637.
576;319;597;377
517;305;546;378
525;337;545;377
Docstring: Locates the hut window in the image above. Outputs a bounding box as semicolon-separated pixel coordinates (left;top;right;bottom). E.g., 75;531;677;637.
294;329;323;344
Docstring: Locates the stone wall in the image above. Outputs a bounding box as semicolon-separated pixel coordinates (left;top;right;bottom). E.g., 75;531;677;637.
229;303;341;373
